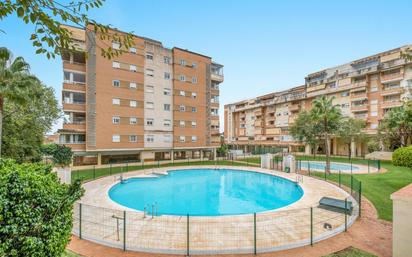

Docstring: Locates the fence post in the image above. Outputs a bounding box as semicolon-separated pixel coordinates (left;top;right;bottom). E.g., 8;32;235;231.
308;162;311;176
123;210;126;251
142;159;144;169
79;203;82;239
350;175;353;195
186;214;190;256
324;167;326;181
378;160;381;172
254;212;257;255
359;181;362;218
158;160;160;168
110;163;112;175
310;207;313;246
93;165;96;179
339;170;341;187
344;198;348;232
368;159;370;173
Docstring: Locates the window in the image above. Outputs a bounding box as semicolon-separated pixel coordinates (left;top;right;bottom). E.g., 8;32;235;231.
370;86;378;92
130;100;137;107
129;135;137;142
192;77;198;84
371;111;378;117
129;82;137;89
146;53;154;60
164;72;171;79
163;134;172;143
191;136;197;142
163;119;171;127
179;120;185;127
130;117;137;124
146;69;154;77
191;121;197;128
192;92;197;99
112;61;120;68
164;104;171;111
164;56;171;64
211;109;218;115
112;42;120;50
113;80;120;87
341;103;350;108
341;91;350;97
179;105;186;112
163;88;171;95
191;107;197;113
370;100;378;105
146;85;154;93
146;118;154;126
146;135;154;142
179;136;185;142
192;62;197;68
129;47;137;54
112;134;120;142
179;90;185;96
112;98;120;105
146;102;154;109
130;65;137;72
179;75;186;82
112;116;120;124
180;59;186;66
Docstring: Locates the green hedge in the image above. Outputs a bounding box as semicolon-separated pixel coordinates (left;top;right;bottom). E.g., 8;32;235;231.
393;146;412;168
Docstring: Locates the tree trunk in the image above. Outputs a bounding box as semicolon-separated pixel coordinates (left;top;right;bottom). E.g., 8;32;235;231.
325;133;331;174
0;97;3;158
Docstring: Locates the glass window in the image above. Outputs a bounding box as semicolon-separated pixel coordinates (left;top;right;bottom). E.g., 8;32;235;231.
164;56;171;64
179;105;186;112
191;136;197;142
180;59;186;66
146;135;154;142
192;92;197;99
146;69;154;77
146;85;154;93
164;72;171;79
179;90;185;96
179;75;186;81
129;47;137;54
192;77;198;84
163;119;171;127
163;135;172;143
112;116;120;124
130;117;137;124
112;134;120;142
129;65;137;72
112;98;120;105
163;88;171;95
179;120;185;127
130;100;137;107
164;104;171;111
146;53;154;60
192;107;197;112
146;119;154;126
179;136;185;142
146;102;154;109
112;42;120;50
129;135;137;142
113;80;120;87
129;82;137;89
112;61;120;68
191;121;197;128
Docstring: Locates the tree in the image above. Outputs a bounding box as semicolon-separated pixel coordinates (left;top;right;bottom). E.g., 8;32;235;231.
379;101;412;148
51;144;73;167
216;143;229;157
0;47;41;157
0;0;133;59
2;80;60;162
0;159;84;256
311;96;342;174
290;110;321;157
337;118;366;158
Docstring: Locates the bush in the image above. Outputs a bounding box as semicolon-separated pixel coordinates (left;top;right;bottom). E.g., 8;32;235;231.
0;159;83;256
393;146;412;168
367;140;381;153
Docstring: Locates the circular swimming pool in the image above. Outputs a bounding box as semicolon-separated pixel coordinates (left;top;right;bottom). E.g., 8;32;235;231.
108;168;303;216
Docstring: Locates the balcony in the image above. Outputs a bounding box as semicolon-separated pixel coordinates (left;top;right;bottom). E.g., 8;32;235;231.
289;104;300;112
211;128;220;135
354;113;368;120
351;104;368;112
381;71;403;83
381;87;403;96
211;63;224;82
63;82;86;92
352;80;367;88
254;120;263;127
63;61;86;72
63;103;86;112
350;92;368;101
381;100;402;109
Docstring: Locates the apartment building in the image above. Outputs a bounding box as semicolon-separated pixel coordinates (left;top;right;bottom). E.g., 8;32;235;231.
225;45;412;157
59;24;223;165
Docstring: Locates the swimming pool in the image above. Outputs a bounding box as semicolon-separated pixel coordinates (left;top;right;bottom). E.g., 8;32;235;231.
109;168;303;216
298;161;359;172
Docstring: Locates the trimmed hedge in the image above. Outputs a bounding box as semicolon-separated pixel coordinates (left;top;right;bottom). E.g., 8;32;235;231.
393;146;412;169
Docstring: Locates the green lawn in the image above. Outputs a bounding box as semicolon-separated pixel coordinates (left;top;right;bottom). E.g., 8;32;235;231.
323;247;377;257
62;250;83;257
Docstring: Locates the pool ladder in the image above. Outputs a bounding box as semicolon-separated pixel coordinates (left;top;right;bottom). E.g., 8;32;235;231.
143;202;158;218
295;175;303;184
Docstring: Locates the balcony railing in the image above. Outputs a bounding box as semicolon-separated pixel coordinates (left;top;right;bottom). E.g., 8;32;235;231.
381;72;403;83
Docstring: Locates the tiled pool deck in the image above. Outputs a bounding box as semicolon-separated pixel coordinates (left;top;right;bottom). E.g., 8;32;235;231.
74;166;358;254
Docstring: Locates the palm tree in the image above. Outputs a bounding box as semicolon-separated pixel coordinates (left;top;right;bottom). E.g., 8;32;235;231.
0;47;37;156
311;96;342;174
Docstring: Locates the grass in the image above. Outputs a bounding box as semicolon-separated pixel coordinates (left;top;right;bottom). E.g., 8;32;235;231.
323;247;377;257
62;250;83;257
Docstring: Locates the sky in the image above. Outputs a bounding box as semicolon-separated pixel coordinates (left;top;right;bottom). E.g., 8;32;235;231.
1;0;412;133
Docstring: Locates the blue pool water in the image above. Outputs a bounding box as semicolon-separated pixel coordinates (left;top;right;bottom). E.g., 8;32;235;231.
299;161;359;171
109;168;303;216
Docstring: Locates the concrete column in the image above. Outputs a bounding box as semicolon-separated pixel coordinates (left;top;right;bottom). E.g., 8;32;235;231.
350;139;356;157
200;150;203;160
97;153;102;165
213;148;217;160
333;138;338;156
379;138;385;151
305;144;311;155
171;150;174;162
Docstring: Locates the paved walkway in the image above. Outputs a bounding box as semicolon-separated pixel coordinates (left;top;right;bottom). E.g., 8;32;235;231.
67;196;392;257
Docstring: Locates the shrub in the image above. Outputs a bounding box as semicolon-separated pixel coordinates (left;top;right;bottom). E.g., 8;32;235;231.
367;140;381;153
392;146;412;168
0;159;83;256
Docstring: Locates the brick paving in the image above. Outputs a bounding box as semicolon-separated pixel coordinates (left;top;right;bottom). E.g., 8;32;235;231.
68;196;392;257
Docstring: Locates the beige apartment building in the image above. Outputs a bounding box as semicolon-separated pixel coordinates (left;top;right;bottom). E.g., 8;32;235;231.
59;24;223;165
225;45;412;157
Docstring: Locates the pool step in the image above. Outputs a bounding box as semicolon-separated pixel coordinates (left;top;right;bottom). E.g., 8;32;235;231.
152;171;168;176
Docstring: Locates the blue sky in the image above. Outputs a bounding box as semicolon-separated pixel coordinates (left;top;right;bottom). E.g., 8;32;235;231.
1;0;411;132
